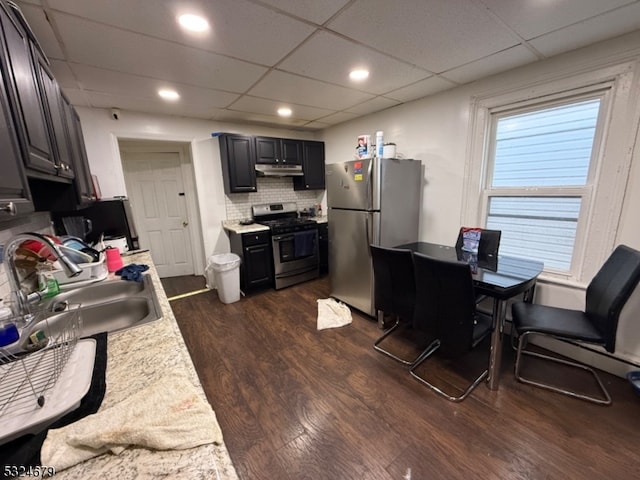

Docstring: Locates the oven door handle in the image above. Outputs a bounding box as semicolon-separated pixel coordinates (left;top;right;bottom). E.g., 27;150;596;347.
273;234;295;241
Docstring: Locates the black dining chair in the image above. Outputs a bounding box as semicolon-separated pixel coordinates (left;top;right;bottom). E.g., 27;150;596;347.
371;245;425;366
409;252;493;402
511;244;640;405
455;227;502;256
455;227;501;308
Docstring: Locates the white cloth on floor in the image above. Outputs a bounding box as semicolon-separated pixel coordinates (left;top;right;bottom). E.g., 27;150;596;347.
317;298;352;330
41;374;223;472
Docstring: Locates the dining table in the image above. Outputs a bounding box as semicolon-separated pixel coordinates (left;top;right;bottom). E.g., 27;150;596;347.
394;242;544;391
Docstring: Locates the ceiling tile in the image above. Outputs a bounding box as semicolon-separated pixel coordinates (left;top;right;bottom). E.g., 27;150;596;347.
344;96;401;116
303;120;334;129
49;59;78;89
16;3;64;59
481;0;635;40
45;0;315;65
248;71;374;111
278;31;432;95
69;64;239;108
313;111;360;126
63;88;90;107
328;0;519;73
229;96;335;121
441;45;539;84
257;0;351;25
213;109;309;128
84;91;223;120
52;13;267;93
385;76;458;103
528;3;640;57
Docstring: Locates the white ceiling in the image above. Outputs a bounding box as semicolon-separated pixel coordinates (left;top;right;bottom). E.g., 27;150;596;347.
12;0;640;131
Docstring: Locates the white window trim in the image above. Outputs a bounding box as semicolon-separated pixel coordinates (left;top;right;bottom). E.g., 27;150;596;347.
463;61;640;285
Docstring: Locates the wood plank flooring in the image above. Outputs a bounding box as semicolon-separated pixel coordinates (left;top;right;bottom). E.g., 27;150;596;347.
163;275;640;480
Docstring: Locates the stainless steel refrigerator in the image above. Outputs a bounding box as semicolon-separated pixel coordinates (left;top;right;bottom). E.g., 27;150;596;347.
326;157;422;316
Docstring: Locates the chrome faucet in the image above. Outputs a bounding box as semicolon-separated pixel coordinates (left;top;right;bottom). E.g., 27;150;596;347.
3;232;83;315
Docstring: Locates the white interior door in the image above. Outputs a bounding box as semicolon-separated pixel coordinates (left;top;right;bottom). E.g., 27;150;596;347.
122;151;195;277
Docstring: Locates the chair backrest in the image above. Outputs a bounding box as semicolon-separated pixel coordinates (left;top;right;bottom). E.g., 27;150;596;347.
455;227;502;256
370;245;415;322
585;244;640;353
412;252;478;357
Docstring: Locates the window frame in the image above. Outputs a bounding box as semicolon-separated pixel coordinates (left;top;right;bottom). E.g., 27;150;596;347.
463;61;638;285
482;87;612;276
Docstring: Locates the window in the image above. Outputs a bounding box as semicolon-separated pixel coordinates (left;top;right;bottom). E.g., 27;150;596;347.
484;97;603;272
464;62;636;284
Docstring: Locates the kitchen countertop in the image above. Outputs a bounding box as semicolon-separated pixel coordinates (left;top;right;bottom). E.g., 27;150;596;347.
222;216;327;233
222;220;270;234
53;252;238;479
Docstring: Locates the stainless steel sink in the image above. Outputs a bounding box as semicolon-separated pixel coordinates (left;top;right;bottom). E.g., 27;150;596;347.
51;275;149;308
23;274;162;344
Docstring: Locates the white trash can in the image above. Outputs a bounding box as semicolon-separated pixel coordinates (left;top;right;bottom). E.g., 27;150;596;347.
209;253;241;304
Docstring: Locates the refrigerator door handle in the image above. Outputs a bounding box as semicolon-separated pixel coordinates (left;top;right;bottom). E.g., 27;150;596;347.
366;158;373;210
365;215;370;248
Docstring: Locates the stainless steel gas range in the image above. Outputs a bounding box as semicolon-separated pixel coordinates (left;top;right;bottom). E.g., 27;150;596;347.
252;203;319;290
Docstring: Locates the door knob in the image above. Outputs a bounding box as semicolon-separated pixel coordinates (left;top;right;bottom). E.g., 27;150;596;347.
183;221;189;227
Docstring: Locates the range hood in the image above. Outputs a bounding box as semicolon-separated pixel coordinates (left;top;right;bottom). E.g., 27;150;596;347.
255;164;304;177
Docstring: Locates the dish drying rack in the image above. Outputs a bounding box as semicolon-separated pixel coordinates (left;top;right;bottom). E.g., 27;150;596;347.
0;305;82;419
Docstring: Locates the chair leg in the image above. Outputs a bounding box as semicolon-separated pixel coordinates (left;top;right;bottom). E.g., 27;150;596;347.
409;340;489;402
514;331;612;406
373;316;426;366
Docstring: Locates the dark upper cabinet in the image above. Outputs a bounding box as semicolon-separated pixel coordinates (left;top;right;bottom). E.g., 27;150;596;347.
0;45;33;220
219;134;257;193
255;136;301;164
281;138;301;164
34;49;74;180
64;96;94;206
0;2;56;176
255;136;279;164
294;141;325;190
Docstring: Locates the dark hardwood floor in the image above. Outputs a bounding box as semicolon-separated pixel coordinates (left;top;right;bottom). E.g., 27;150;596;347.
164;275;640;480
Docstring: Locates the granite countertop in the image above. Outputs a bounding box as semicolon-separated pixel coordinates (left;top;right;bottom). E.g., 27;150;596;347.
222;220;270;234
53;252;238;479
222;216;327;233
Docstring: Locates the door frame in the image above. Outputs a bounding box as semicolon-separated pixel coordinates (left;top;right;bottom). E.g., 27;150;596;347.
118;139;205;276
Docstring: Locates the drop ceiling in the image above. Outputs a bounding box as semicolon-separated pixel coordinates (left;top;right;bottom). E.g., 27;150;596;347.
12;0;640;130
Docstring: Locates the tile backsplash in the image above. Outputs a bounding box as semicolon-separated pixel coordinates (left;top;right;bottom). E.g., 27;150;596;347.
224;177;324;220
0;212;53;301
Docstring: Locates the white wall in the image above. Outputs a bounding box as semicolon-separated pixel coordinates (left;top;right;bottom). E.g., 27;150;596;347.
322;31;640;373
77;109;320;267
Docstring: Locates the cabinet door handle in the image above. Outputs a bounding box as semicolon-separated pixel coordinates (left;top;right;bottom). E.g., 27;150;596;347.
1;202;17;216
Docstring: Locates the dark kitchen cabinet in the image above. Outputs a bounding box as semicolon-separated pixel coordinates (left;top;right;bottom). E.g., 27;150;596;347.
229;230;273;292
255;136;301;164
0;47;33;220
0;2;56;176
294;141;325;190
219;134;257;194
65;98;95;206
34;50;74;180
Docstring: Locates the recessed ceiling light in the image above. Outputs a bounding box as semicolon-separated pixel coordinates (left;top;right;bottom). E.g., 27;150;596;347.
158;89;180;101
277;107;292;117
349;69;369;81
178;14;209;32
